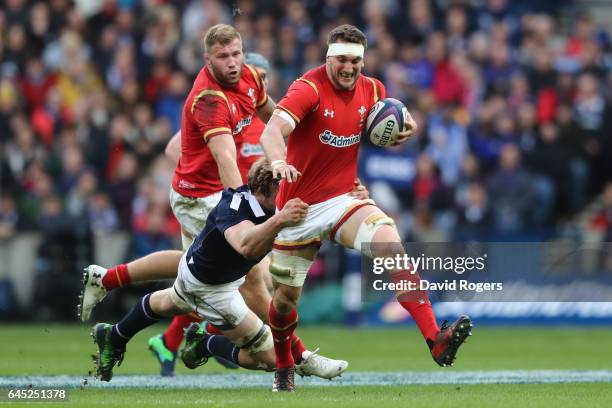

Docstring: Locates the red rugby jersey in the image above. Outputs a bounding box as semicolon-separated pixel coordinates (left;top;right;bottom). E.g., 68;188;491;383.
275;65;385;207
236;116;265;181
172;64;267;197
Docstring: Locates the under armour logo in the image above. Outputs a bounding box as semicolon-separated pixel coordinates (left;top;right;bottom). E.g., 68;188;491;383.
358;105;367;116
232;103;237;113
248;88;255;98
324;109;335;118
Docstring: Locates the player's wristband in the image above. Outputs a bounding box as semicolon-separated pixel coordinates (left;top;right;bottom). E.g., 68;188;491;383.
271;160;287;168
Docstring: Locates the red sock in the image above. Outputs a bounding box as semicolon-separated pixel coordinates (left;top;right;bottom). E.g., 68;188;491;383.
163;314;201;352
400;300;439;343
393;269;439;343
269;303;298;369
101;264;131;290
291;335;307;364
206;322;222;335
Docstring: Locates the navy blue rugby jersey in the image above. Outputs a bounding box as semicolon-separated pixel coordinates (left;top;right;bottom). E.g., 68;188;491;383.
186;185;271;284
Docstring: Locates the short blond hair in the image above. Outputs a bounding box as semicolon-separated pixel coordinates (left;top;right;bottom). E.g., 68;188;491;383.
204;24;242;53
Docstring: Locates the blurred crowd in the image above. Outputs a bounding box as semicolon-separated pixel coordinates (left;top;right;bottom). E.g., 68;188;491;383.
0;0;611;257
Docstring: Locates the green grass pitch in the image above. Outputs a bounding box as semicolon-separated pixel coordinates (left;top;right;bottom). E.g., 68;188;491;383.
0;324;611;407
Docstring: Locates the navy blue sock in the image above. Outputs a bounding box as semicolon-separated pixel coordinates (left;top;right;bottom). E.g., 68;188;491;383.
111;294;162;346
199;334;240;366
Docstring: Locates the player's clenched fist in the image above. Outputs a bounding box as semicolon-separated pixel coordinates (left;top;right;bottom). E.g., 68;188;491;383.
349;178;369;200
271;160;301;183
277;198;308;227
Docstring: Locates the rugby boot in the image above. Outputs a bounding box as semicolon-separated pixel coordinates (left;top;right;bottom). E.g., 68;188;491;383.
148;334;177;377
78;265;108;322
91;323;125;382
180;323;211;369
430;315;473;367
295;347;348;379
272;367;295;392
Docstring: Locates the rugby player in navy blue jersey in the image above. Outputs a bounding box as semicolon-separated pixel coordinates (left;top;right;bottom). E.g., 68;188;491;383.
90;158;350;382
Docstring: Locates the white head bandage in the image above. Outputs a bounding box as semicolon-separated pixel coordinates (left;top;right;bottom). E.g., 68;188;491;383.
326;42;365;58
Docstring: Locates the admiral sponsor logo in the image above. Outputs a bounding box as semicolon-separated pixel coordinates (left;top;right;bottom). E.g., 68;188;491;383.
233;115;253;134
240;143;263;157
319;130;361;147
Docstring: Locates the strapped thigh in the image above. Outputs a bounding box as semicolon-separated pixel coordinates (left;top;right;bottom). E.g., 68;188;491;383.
353;212;396;257
269;251;314;288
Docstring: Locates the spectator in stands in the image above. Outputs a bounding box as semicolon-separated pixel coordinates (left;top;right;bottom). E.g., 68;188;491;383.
455;182;492;239
0;0;610;268
0;195;19;239
425;105;468;186
88;192;119;235
131;207;173;260
487;144;534;232
66;169;98;218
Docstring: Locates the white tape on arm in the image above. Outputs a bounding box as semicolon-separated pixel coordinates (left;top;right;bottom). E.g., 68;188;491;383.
275;110;297;130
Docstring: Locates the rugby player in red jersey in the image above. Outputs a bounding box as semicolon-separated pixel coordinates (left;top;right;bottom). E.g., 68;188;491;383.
147;52;274;374
260;24;473;391
79;31;350;378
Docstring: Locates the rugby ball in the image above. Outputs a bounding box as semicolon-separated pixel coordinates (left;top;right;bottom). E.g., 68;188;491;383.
365;98;408;147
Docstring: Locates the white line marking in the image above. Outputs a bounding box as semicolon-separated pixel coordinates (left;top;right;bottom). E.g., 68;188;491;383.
2;371;612;389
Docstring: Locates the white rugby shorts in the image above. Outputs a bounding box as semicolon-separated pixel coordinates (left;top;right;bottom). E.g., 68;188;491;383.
273;193;375;250
270;193;374;287
169;188;223;249
170;254;249;330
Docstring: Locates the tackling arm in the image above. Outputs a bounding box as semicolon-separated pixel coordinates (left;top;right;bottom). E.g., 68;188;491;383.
224;198;308;259
224;218;284;259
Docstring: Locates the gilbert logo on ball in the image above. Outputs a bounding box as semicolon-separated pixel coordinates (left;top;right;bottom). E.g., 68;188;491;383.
364;98;408;147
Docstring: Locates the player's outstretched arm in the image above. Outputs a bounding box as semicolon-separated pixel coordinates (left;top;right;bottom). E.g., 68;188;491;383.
208;133;243;189
164;130;181;166
224;198;308;259
260;111;301;182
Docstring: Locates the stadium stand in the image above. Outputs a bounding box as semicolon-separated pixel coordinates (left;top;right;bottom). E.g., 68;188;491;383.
0;0;610;319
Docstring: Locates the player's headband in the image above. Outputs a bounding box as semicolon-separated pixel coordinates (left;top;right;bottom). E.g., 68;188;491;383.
326;43;365;58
